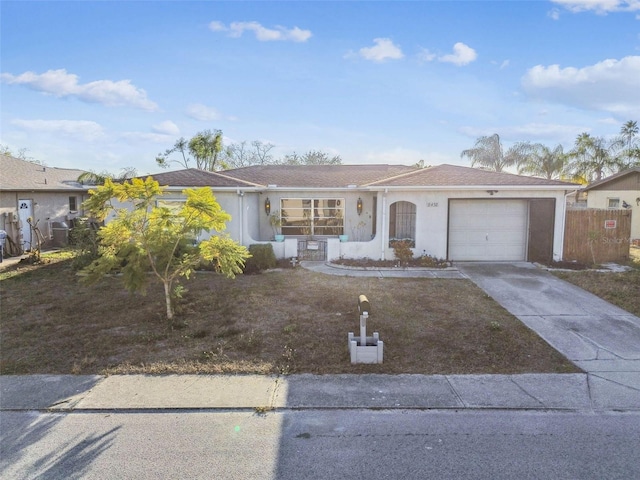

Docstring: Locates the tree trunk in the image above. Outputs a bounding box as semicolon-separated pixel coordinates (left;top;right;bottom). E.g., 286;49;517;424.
163;281;173;320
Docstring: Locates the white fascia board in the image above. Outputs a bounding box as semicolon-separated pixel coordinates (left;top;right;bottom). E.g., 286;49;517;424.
364;184;577;192
262;187;369;192
161;186;265;192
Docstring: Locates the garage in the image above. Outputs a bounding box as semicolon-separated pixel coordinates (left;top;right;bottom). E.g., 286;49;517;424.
448;199;528;261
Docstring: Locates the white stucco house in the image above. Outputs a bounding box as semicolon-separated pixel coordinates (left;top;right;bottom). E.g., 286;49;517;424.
146;163;579;263
582;167;640;244
0;154;89;253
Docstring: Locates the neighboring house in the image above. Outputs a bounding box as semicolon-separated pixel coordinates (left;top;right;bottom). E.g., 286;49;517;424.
583;167;640;244
148;164;579;263
0;154;89;253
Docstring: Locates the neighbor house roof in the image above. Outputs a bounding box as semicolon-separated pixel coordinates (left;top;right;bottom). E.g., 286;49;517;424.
0;154;88;191
366;164;579;188
583;167;640;191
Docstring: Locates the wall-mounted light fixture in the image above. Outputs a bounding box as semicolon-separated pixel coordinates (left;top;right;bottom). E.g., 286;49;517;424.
486;190;498;196
265;198;271;216
356;197;363;215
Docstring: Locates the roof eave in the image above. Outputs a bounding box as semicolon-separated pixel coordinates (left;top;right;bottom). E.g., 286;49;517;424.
365;184;579;191
159;184;580;192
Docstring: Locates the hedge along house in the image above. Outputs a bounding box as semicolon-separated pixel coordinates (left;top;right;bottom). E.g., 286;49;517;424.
147;164;579;263
0;154;89;254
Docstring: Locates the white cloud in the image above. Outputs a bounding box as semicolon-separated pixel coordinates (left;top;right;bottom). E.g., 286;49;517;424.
120;132;175;144
209;20;312;42
548;8;562;19
506;123;589;138
10;119;105;141
439;42;477;66
598;117;620;125
551;0;640;14
358;38;404;62
522;55;640;117
152;120;180;136
458;123;589;144
417;48;437;62
364;147;422;164
364;147;454;166
492;59;510;69
1;69;158;111
185;103;220;121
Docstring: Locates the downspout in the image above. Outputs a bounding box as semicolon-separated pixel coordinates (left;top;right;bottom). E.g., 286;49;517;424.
237;189;244;246
560;189;579;261
381;189;387;260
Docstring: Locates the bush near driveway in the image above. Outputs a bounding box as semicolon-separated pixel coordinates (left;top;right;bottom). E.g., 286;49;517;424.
0;256;579;375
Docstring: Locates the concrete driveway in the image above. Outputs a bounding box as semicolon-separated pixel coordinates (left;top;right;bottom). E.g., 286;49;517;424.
458;263;640;395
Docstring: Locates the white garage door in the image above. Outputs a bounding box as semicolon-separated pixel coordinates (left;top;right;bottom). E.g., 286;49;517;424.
449;200;528;261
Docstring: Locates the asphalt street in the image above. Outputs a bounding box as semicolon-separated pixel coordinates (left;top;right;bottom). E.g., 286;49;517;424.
2;410;639;480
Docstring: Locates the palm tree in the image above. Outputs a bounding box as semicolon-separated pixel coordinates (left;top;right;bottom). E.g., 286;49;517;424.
460;134;529;173
619;120;639;168
517;143;568;180
157;130;224;171
77;167;137;185
567;133;624;182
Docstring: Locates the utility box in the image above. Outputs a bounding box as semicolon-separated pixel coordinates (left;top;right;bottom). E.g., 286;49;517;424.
0;230;6;262
52;221;69;247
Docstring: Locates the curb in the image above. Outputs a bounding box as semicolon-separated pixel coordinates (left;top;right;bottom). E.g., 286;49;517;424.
2;373;639;413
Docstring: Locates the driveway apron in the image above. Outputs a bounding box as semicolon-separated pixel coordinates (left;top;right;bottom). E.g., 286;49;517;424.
458;262;640;398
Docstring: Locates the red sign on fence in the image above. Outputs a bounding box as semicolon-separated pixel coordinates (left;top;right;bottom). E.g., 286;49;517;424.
604;220;617;229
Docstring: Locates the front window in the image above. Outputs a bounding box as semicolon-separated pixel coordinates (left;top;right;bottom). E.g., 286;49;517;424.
69;196;78;212
607;197;620;209
389;201;416;247
280;198;344;236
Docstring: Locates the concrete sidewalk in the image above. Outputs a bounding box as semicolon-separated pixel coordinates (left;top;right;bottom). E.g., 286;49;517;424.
1;373;638;412
0;254;26;270
300;261;465;278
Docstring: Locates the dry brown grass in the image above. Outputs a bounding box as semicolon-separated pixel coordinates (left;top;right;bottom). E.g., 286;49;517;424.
553;253;640;317
0;254;578;375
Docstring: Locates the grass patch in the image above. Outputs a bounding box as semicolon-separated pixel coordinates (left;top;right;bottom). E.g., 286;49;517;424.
553;257;640;317
0;259;578;375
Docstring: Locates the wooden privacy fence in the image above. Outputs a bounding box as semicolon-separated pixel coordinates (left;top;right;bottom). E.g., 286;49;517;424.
564;209;632;264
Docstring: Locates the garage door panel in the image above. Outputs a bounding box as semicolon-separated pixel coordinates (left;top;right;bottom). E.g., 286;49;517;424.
449;200;528;261
486;244;525;259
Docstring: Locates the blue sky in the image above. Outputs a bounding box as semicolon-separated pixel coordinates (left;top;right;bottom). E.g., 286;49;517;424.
1;0;639;175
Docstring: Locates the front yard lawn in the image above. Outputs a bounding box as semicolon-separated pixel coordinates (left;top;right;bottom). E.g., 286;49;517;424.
0;254;578;375
553;258;640;317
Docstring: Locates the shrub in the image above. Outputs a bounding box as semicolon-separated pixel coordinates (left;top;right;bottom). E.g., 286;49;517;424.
68;217;101;270
244;244;276;273
391;240;414;266
419;254;450;268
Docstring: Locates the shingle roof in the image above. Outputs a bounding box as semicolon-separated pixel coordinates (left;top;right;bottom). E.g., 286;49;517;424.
146;168;261;188
0;154;88;191
583;167;640;191
141;163;581;189
366;164;580;187
220;164;417;188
